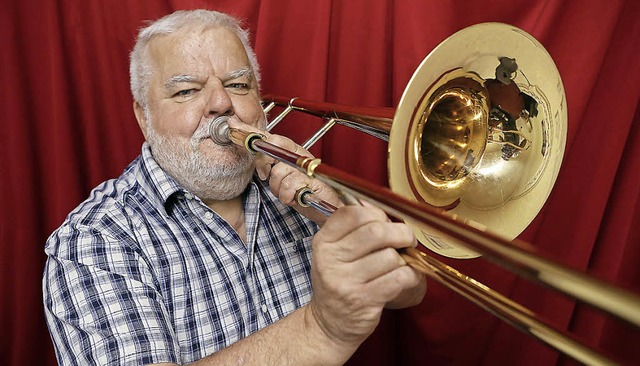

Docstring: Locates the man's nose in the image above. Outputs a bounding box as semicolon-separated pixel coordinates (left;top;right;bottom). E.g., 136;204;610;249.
205;84;233;117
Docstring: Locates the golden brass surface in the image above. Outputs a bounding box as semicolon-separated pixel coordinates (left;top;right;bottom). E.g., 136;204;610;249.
389;23;567;258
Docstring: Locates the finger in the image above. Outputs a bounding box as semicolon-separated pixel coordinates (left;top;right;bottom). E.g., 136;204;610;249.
270;163;312;205
254;151;277;181
334;221;416;262
345;247;407;284
362;265;424;305
314;206;416;261
263;134;313;158
254;134;313;180
315;206;390;243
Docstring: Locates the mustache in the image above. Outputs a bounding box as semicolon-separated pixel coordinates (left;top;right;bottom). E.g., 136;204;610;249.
192;120;215;143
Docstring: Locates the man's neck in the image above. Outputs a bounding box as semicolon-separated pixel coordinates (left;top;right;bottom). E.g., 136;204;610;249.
204;195;247;243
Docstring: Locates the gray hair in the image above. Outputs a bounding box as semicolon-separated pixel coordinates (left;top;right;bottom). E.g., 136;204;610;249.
129;9;261;109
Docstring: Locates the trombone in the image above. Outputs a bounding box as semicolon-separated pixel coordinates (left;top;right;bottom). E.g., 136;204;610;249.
210;23;640;365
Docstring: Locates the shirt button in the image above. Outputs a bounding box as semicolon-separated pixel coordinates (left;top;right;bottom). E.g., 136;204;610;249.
204;211;213;220
261;304;268;313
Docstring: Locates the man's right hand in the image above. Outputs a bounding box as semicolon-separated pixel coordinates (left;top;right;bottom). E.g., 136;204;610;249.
305;203;425;356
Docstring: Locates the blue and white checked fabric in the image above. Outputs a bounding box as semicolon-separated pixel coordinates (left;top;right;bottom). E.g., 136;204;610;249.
43;143;318;365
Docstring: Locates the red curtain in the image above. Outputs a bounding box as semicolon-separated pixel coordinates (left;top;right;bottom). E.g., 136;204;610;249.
2;0;639;365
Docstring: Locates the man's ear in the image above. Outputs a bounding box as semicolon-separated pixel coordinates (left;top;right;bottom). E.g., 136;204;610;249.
133;101;148;139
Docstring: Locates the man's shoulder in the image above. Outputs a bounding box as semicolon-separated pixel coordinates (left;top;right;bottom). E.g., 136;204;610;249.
45;157;151;254
72;160;144;224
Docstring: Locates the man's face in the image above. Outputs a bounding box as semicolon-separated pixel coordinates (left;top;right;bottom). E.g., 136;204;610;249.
136;26;265;201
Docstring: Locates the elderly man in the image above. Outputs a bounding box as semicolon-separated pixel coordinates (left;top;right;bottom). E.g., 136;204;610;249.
43;9;425;365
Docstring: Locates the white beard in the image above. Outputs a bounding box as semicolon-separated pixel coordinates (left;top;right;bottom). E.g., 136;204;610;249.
145;119;255;201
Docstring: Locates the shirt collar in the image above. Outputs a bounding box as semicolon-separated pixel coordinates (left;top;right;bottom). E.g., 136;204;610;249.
136;142;184;213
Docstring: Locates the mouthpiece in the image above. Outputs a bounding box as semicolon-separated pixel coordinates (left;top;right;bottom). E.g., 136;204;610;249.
208;116;232;145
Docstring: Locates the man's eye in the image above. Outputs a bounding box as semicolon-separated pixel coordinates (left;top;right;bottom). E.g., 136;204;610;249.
225;83;250;94
174;89;196;97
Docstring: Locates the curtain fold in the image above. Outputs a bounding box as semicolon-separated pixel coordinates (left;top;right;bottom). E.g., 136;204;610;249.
3;1;638;364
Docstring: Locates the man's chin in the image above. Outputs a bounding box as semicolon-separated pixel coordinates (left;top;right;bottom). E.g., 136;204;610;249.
192;168;255;201
200;143;253;164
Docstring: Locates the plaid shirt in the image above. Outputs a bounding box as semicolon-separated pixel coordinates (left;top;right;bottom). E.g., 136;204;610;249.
43;143;318;365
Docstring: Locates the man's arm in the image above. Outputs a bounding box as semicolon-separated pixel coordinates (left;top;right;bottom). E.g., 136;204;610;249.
154;304;355;366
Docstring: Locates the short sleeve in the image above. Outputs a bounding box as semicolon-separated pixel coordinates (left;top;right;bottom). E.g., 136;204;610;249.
43;224;181;365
